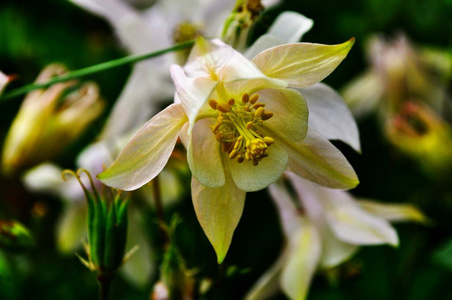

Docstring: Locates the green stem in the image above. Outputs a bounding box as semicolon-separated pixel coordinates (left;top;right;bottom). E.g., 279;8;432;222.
0;40;195;101
97;272;114;300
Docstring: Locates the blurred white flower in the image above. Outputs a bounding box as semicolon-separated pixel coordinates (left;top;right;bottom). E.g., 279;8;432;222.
246;172;426;300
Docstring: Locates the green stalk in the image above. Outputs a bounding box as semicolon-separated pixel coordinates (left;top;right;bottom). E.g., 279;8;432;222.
0;40;195;101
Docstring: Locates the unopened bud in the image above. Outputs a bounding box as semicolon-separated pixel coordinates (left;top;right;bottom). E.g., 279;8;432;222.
2;64;104;175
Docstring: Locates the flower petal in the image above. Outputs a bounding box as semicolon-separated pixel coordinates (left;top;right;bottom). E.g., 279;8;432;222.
191;174;246;264
269;180;303;238
259;88;308;142
228;142;289;192
298;83;361;152
185;37;276;83
281;217;321;300
187;118;225;188
170;64;218;132
56;202;86;253
100;62;173;139
245;12;313;59
268;12;313;44
322;190;399;246
253;39;355;88
358;200;429;224
98;104;187;191
277;129;359;189
341;71;384;118
286;173;358;268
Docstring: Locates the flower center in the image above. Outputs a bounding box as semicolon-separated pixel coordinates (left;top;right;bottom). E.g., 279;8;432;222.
209;93;274;166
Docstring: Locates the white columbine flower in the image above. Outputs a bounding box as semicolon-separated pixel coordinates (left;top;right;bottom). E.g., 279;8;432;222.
99;36;358;262
246;172;427;300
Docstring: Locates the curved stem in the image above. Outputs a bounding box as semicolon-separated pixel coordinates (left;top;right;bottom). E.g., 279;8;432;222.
0;40;195;101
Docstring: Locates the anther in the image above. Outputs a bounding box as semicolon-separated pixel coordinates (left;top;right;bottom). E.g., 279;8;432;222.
262;112;274;120
228;98;235;106
255;107;264;118
250;94;259;104
229;150;238;159
242;93;249;103
212;123;221;133
253;103;265;109
246;121;253;129
237;156;244;163
252;160;259;166
263;137;275;145
217;103;231;113
208;99;218;110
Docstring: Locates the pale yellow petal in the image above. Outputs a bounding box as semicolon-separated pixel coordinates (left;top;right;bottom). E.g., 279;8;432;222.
98;104;187;191
188;118;225;188
281;217;321;300
228;142;288;192
358;200;429;224
259;88;308;142
191;173;246;264
253;39;355;87
278;129;359;189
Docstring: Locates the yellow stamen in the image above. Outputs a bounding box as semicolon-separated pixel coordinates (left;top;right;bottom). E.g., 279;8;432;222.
208;92;276;166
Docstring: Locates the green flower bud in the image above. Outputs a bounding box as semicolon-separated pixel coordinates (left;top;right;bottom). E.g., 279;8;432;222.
63;169;129;275
0;220;34;252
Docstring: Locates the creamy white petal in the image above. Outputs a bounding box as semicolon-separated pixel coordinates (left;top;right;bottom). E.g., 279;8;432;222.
98;104;187;191
22;163;83;202
245;35;285;60
279;129;359;189
170;64;218;132
281;217;321;300
259;88;308;142
341;71;384;118
228;141;288;192
245;12;313;59
298;83;361;152
188;119;225;188
185;38;277;83
56;202;86;253
286;173;358;268
321;190;399;246
191;174;246;264
100;63;173;139
268;12;313;43
359;200;428;223
269;180;303;238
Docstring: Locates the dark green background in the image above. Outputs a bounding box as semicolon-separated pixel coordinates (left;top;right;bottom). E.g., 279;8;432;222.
1;0;452;299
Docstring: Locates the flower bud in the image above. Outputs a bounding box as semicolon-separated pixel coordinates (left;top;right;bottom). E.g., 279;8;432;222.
0;220;34;252
2;64;104;175
63;169;129;275
221;0;264;51
0;71;14;96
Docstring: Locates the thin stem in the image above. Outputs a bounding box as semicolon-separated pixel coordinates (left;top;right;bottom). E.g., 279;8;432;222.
0;40;195;101
97;272;113;300
153;175;169;247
